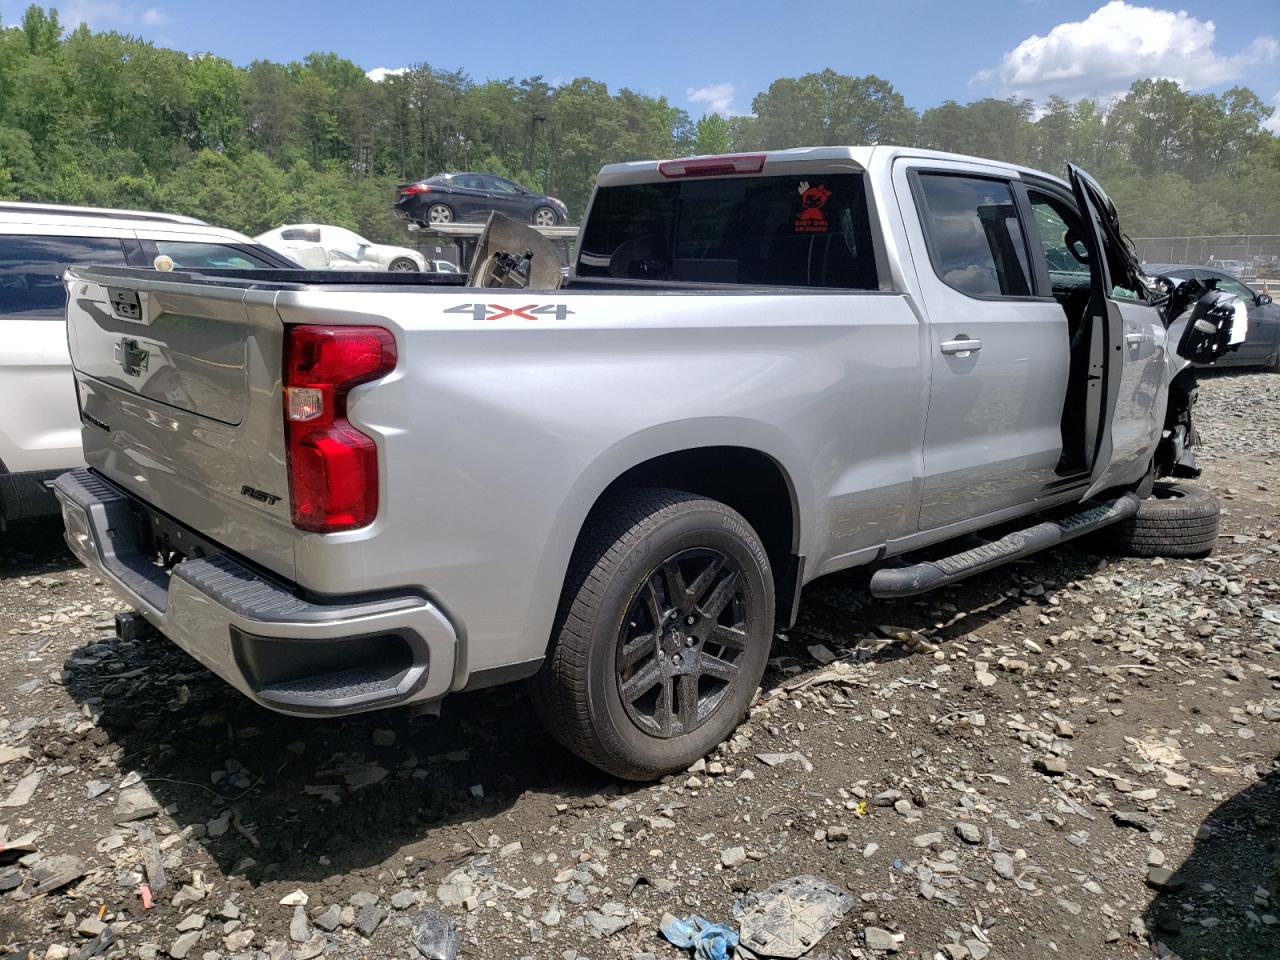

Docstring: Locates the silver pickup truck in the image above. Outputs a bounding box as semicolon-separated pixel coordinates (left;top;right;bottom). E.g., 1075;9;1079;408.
56;147;1240;779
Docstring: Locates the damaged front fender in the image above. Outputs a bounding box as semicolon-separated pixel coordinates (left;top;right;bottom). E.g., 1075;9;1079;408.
1146;272;1248;481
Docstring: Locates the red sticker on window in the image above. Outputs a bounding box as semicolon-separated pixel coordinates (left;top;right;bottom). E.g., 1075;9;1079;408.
795;181;832;233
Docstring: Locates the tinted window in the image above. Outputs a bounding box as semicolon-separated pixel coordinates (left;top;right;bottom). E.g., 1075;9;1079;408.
487;177;520;194
281;227;321;243
153;240;275;269
0;234;128;320
917;174;1032;298
1208;274;1253;300
577;173;878;289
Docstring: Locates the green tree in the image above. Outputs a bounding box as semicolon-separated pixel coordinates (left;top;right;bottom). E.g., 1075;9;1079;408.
692;113;732;155
1;8;1277;243
743;71;916;149
20;4;60;56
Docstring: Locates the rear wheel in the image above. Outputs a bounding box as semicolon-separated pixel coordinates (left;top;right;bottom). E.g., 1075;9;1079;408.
1102;481;1220;557
388;257;418;272
532;206;559;227
529;488;774;780
425;203;454;225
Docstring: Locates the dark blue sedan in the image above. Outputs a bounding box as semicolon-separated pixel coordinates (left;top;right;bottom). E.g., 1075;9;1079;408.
1146;263;1280;372
394;173;569;228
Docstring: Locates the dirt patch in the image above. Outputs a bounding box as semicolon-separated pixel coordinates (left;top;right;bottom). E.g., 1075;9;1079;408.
1;372;1278;960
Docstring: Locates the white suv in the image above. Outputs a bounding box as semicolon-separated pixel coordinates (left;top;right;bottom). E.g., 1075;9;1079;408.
0;201;295;529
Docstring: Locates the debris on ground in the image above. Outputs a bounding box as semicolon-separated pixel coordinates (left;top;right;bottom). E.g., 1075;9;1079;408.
0;374;1277;959
660;912;739;960
736;875;854;958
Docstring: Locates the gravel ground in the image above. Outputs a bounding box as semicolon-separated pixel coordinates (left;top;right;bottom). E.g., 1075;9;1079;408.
1;371;1278;960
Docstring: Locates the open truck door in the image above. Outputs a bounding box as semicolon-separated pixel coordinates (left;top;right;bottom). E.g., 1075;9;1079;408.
1069;165;1169;503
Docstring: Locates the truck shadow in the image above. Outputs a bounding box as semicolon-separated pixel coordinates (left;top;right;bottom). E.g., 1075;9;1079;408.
1142;765;1279;960
59;541;1104;889
61;635;620;889
0;517;78;577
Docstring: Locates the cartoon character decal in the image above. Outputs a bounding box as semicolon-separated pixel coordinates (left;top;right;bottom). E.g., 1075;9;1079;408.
794;181;832;234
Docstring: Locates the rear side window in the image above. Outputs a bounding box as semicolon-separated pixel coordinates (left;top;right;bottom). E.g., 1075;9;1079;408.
281;227;321;243
153;240;275;269
916;174;1032;298
577;173;878;289
0;234;128;320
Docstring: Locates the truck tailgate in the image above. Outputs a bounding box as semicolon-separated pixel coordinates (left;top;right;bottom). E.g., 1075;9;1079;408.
64;267;297;580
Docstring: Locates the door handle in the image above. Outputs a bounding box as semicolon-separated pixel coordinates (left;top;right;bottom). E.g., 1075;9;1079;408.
940;337;983;358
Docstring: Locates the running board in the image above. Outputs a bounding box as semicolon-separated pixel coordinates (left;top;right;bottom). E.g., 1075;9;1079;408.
869;493;1140;599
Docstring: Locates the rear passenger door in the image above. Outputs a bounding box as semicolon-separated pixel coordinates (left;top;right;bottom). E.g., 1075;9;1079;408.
897;159;1072;530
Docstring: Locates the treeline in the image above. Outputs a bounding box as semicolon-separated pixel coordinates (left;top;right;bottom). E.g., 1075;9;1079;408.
1;5;1277;244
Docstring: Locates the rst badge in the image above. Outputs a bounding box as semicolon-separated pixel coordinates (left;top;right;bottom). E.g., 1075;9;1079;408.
445;303;574;322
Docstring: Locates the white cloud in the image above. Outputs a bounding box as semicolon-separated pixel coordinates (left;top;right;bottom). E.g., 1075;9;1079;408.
978;1;1279;101
61;0;170;32
687;82;737;117
366;66;409;83
1266;93;1280;135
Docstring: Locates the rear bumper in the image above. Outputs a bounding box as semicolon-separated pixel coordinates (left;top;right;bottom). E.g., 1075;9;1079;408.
53;468;457;717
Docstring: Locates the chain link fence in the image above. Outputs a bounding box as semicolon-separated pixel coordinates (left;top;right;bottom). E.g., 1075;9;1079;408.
1132;235;1280;281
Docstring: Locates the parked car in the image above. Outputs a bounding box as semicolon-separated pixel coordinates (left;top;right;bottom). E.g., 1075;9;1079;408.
256;224;425;272
0;201;295;530
1205;258;1255;279
395;173;569;227
1146;263;1279;372
431;260;461;274
57;148;1239;780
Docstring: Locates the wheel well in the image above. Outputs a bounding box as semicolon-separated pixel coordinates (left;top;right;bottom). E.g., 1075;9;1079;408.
588;446;802;625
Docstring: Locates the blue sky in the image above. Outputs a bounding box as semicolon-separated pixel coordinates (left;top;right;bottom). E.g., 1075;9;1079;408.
4;0;1278;125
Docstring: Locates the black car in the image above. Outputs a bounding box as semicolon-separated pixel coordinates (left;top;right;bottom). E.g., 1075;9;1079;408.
1147;263;1280;372
394;173;569;228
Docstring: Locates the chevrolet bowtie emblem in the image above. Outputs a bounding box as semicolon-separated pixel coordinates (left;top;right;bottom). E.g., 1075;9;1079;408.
114;337;149;377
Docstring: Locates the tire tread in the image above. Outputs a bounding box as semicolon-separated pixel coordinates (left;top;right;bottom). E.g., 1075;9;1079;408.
529;488;767;779
1104;481;1220;558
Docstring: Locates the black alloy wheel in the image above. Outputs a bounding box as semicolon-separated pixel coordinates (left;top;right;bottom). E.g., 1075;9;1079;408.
615;548;748;738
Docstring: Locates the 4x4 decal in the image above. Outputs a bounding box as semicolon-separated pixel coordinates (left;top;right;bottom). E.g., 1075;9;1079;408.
445;303;575;322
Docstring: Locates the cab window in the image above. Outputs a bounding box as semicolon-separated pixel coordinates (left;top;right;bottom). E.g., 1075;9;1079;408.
915;174;1032;298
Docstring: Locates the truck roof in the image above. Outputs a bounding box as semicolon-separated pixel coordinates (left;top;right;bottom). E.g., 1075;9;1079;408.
597;146;1069;190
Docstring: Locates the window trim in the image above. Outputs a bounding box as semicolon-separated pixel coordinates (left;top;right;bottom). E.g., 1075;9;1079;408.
908;169;1053;304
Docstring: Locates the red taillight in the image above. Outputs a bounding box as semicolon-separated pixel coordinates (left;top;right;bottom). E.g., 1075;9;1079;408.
283;325;397;533
657;154;767;178
400;184;431;196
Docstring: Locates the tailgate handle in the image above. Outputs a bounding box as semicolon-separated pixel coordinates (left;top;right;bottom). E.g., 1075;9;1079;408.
108;286;143;321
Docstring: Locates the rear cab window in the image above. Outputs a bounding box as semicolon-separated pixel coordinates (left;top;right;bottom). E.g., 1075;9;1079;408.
577;173;879;289
0;234;128;320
